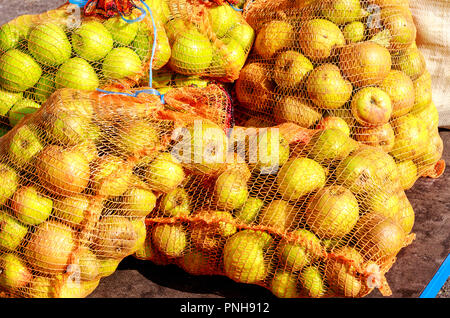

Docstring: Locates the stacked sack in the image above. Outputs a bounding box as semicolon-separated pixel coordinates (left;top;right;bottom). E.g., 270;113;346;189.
0;84;231;298
236;0;444;182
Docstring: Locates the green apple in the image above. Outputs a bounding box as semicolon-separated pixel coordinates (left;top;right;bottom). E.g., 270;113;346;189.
379;70;414;118
211;38;246;72
271;271;300;298
28;22;72;66
214;170;249;211
172;74;209;88
307;128;358;163
25;220;75;273
306;63;353;109
114;120;159;156
225;23;255;52
277;158;326;201
300;266;326;298
152;223;187;258
351;87;392;126
145;152;185;193
299;19;345;60
0;49;42;92
36;145;91;196
0;212;28;251
103;15;139;46
272;50;313;88
160;187;191;217
11;186;53;226
132;23;171;69
305;185;359;238
390;114;429;161
316;116;350;136
45;110;92;146
90;155;133;197
259;199;296;232
208;4;240;38
8;124;44;169
94;215;139;259
121;180;158;218
370;29;392;48
55;57;99;91
279;229;322;271
53;194;102;227
103;47;142;80
322;0;364;24
72;21;114;61
0;253;32;290
0;163;18;205
0;89;22;116
0;23;21;51
254;20;294;59
152;68;173;87
165;18;186;45
343;21;365;43
8;98;41;127
235;197;264;224
275;96;322;128
33;74;56;103
169;28;214;75
393;45;426;80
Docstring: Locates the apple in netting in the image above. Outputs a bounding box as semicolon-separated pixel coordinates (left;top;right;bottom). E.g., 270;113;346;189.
390;114;429;161
254;20;294;59
159;187;191;218
78;247;100;282
72;21;114;61
395;191;415;234
169;28;214;75
393;44;426;80
8;124;44;169
113;120;160;156
53;194;103;227
180;249;216;276
151;223;187;258
0;89;22;116
0;49;42;92
0;162;18;205
316;116;350;136
214;170;249;211
8;98;41;127
208;4;240;38
235;196;264;224
299;266;326;298
0;253;32;291
305;185;360;239
28;22;72;66
379;70;414;118
119;176;158;218
275;96;322;129
25;220;75;273
11;186;53;226
102;47;142;80
103;15;139;46
0;212;28;251
396;160;418;190
0;23;21;51
412;70;432;113
381;6;416;51
306;64;353;110
321;0;365;25
340;41;392;87
298;19;345;61
211;38;246;72
351;87;392;126
223;230;268;284
355;123;396;153
145;152;185;193
272;50;313;89
271;271;300;298
258;199;296;232
94;215;140;259
225;23;255;52
35;145;91;196
33;74;56;103
165;18;185;45
132;23;171;69
55;57;99;91
276;158;326;201
343;21;365;44
90;155;133;197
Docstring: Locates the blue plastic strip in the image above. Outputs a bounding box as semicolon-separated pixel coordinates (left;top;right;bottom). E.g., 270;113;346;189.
69;0;89;7
229;4;243;12
420;254;450;298
97;0;165;103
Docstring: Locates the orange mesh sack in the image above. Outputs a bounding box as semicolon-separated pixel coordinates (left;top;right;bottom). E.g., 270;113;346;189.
0;84;231;298
234;0;444;185
135;118;417;298
159;0;255;82
0;1;172;130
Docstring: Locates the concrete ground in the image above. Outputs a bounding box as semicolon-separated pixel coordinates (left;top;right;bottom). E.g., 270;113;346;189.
0;0;448;299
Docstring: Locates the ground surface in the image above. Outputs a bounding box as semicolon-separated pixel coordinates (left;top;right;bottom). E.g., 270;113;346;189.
0;0;449;299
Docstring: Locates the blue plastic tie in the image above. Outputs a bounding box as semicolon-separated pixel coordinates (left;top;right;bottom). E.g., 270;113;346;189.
229;4;243;12
96;0;165;103
420;254;450;298
69;0;89;7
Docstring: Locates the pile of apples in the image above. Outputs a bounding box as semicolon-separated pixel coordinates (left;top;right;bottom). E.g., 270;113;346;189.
236;0;443;186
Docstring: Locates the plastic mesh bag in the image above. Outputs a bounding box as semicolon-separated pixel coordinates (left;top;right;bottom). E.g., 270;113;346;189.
235;0;444;183
0;0;171;129
160;0;255;82
0;83;231;298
